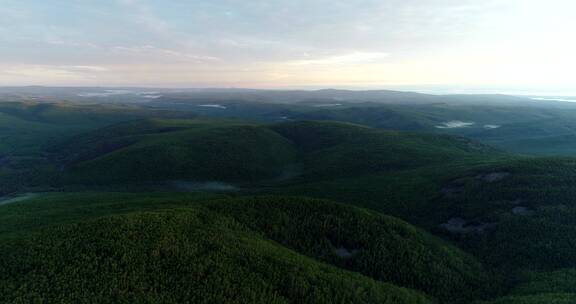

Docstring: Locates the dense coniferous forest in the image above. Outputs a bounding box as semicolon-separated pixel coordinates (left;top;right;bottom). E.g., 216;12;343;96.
2;88;576;303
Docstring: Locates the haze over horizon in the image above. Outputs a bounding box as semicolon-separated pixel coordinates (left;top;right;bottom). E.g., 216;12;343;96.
1;0;575;94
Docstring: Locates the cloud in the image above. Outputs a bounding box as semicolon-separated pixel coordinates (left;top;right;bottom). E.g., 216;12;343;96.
64;65;109;72
289;52;390;66
44;39;99;49
1;0;576;90
111;45;220;62
116;0;171;36
1;64;109;81
0;6;29;23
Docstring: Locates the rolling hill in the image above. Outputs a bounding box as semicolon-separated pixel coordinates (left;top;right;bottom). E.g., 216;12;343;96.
0;101;200;195
52;119;502;187
0;193;489;303
4;91;576;303
52;119;299;185
149;90;576;156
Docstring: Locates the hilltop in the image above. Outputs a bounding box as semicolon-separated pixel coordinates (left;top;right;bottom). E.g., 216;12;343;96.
3;91;576;303
0;194;487;303
46;119;501;187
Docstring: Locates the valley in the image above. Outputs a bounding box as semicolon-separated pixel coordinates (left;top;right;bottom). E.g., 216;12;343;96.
2;88;576;303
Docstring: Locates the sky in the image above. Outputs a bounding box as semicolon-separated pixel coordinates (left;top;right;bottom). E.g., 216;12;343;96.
0;0;575;93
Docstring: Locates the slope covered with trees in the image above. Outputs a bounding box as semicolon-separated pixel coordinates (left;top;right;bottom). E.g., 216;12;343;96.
55;119;299;184
4;95;576;303
51;119;503;187
0;193;489;303
0;209;430;304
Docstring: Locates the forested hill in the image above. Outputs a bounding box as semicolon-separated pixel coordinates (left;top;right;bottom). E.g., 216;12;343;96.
3;95;576;303
50;119;501;185
0;193;482;303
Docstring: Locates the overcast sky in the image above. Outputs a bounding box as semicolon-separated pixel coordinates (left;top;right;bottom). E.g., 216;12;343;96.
0;0;575;92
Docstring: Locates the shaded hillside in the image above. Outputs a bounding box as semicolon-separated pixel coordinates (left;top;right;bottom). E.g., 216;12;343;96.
4;98;576;303
8;88;576;156
54;119;299;184
0;101;200;195
136;89;576;156
0;193;490;303
53;119;502;186
0;210;429;304
204;196;489;302
268;155;576;302
0;101;202;155
272;121;500;179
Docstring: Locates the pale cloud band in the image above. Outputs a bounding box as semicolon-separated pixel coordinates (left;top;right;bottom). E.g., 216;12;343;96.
0;0;575;92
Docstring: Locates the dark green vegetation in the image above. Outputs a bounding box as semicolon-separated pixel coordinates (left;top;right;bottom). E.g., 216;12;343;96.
479;269;576;303
151;90;576;156
50;119;500;187
54;119;298;184
3;88;576;303
0;101;197;195
0;193;476;303
278;103;576;156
